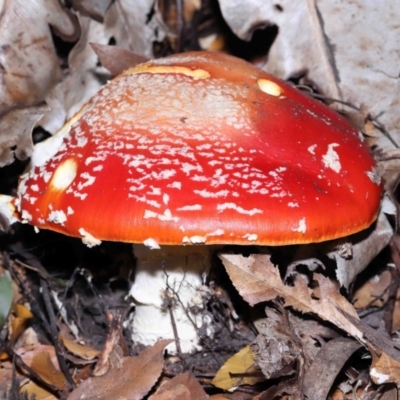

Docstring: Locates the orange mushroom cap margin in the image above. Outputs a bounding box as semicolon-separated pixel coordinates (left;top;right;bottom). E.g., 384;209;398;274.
15;52;382;246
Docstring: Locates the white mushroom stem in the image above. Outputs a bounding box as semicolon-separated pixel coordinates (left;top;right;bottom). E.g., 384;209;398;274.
128;244;216;354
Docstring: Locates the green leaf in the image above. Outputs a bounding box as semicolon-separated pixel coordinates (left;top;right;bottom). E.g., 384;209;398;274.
0;271;13;328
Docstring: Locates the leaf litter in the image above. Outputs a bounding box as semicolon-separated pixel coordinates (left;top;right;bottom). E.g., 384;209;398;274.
0;0;399;399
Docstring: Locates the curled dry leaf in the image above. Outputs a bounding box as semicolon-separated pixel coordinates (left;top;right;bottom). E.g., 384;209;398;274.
302;337;363;400
68;339;172;400
0;0;78;111
0;103;49;167
149;371;208;400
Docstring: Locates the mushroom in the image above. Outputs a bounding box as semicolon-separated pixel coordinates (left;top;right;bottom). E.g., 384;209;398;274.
13;51;382;353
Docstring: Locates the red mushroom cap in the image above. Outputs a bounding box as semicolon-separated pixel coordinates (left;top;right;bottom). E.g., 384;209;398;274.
15;51;382;246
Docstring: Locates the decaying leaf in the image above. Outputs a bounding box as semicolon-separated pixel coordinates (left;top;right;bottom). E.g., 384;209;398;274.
149;372;207;400
0;103;48;167
212;345;263;390
0;0;78;111
302;337;363;400
252;306;299;379
68;339;171;400
219;253;363;340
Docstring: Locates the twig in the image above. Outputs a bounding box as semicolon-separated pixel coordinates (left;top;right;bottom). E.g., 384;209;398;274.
40;278;76;389
162;265;185;361
93;310;124;376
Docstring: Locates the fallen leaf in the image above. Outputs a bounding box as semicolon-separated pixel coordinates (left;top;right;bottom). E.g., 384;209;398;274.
68;339;171;400
253;306;299;379
90;43;148;76
0;0;78;111
20;380;58;400
0;103;48;167
15;344;59;369
353;270;391;309
60;337;101;361
219;253;364;340
302;337;363;400
212;345;263;390
30;352;66;390
369;346;400;387
149;372;207;400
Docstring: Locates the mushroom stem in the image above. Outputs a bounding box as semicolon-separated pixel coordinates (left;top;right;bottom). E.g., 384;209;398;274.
128;244;215;353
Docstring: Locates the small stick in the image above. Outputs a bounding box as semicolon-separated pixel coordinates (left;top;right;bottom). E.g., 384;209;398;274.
40;278;76;389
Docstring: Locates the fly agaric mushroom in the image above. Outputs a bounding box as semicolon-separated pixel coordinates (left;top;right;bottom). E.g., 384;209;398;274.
13;51;382;353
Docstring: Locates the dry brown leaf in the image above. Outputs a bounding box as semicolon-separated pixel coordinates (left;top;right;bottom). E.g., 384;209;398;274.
0;103;48;167
15;345;58;369
20;380;57;400
90;43;148;76
212;345;263;390
30;352;66;391
369;348;400;387
149;371;207;400
219;253;364;340
0;0;78;111
60;336;100;361
68;339;172;400
38;14;110;135
302;337;363;400
353;270;391;309
253;307;299;379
